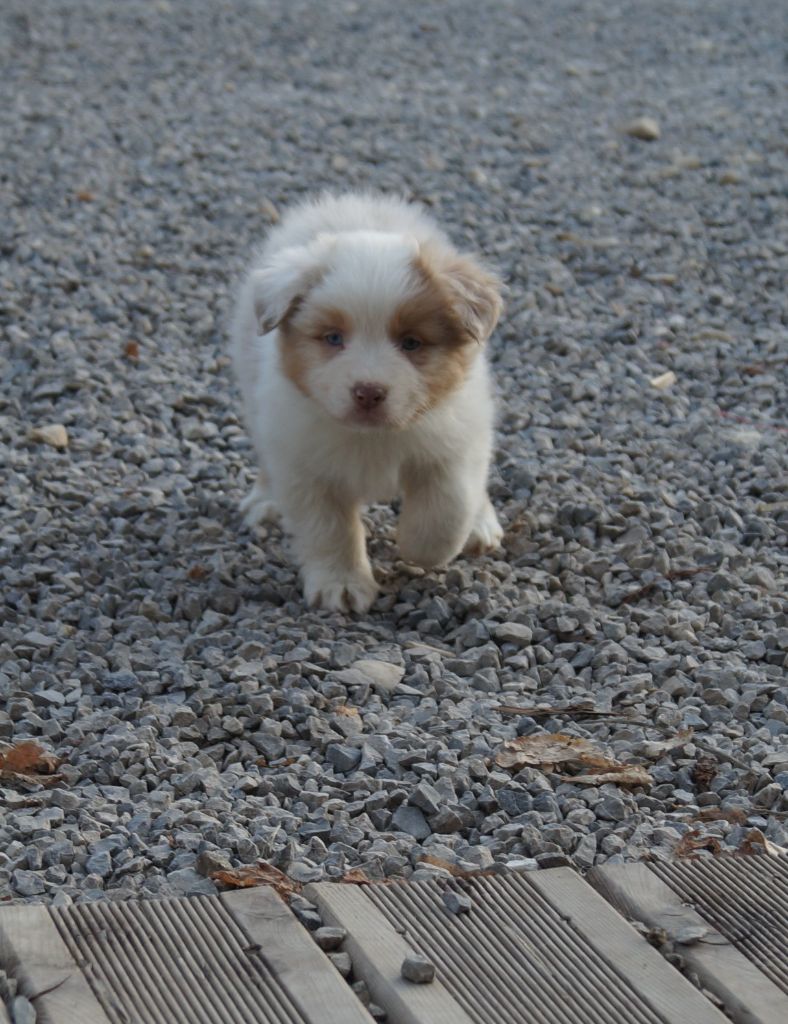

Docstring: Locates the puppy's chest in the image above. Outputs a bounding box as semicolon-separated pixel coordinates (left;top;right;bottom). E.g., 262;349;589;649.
319;436;404;501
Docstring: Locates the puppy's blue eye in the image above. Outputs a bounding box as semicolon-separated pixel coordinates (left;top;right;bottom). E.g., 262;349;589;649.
324;331;344;348
401;336;422;352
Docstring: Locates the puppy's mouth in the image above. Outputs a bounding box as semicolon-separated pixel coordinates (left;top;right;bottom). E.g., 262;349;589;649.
342;406;404;430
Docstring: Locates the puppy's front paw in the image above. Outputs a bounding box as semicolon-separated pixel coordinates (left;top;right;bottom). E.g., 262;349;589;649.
397;533;456;570
464;499;503;556
240;482;280;527
303;567;378;613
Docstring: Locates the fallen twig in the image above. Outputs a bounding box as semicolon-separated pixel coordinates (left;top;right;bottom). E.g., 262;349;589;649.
497;703;623;719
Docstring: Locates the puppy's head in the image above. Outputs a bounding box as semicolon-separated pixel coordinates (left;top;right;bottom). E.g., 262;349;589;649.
251;230;502;430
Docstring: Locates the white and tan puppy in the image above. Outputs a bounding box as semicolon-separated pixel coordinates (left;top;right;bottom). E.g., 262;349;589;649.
231;192;503;612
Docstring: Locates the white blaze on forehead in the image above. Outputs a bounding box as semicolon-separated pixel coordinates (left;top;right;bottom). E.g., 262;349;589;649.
310;231;421;332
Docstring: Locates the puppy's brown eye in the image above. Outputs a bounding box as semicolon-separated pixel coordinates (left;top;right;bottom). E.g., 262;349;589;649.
401;336;422;352
324;331;345;348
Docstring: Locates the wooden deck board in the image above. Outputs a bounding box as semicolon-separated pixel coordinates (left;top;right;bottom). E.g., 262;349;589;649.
222;887;373;1024
0;903;112;1024
649;854;788;994
306;882;474;1024
590;860;788;1024
1;861;784;1024
0;893;359;1024
531;866;728;1024
312;868;731;1024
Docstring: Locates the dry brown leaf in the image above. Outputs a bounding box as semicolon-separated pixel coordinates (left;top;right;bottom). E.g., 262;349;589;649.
691;756;717;792
339;868;372;884
30;424;69;449
564;767;653;787
675;830;722;859
420;854;462;876
496;733;620;772
0;741;62;787
210;862;301;897
0;770;62;788
0;741;60;775
736;828;788;857
255;754;296;768
419;854;495;880
694;807;747;825
497;733;651;788
124;340;140;361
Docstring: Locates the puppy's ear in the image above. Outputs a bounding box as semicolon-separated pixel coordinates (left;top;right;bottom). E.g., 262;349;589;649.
250;235;335;334
419;247;503;344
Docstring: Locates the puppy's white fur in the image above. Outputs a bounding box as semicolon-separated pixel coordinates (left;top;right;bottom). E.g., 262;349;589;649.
231;192;503;612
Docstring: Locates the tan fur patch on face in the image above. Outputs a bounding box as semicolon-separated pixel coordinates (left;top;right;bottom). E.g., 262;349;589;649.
416;244;503;344
389;265;476;413
278;305;350;397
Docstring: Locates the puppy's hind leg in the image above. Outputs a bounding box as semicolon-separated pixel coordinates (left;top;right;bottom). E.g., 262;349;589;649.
240;469;280;527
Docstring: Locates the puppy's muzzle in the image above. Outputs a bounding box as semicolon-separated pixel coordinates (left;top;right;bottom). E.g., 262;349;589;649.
352;382;388;411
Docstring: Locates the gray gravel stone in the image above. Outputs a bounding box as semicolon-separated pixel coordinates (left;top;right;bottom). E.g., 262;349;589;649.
85;850;113;879
314;926;347;952
494;623;534;646
12;870;46;897
0;0;784;908
596;796;629;822
401;953;436;984
12;996;37;1024
443;888;472;915
409;782;443;816
166;868;219;897
391;805;432;840
429;807;465;834
326;744;362;774
195;850;232;876
328;952;352;978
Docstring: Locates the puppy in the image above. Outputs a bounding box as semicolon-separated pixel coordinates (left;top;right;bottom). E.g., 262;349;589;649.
231;192;503;612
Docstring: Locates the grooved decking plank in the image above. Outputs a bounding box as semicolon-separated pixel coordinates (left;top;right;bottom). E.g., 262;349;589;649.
590;862;788;1024
307;882;475;1024
531;867;729;1024
0;904;112;1024
650;855;788;994
222;887;374;1024
358;868;732;1024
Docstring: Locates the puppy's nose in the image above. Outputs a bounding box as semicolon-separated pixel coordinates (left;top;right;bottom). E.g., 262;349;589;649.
352;382;388;410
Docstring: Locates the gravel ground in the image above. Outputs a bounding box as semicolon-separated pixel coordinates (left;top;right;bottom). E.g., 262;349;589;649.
1;0;786;916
